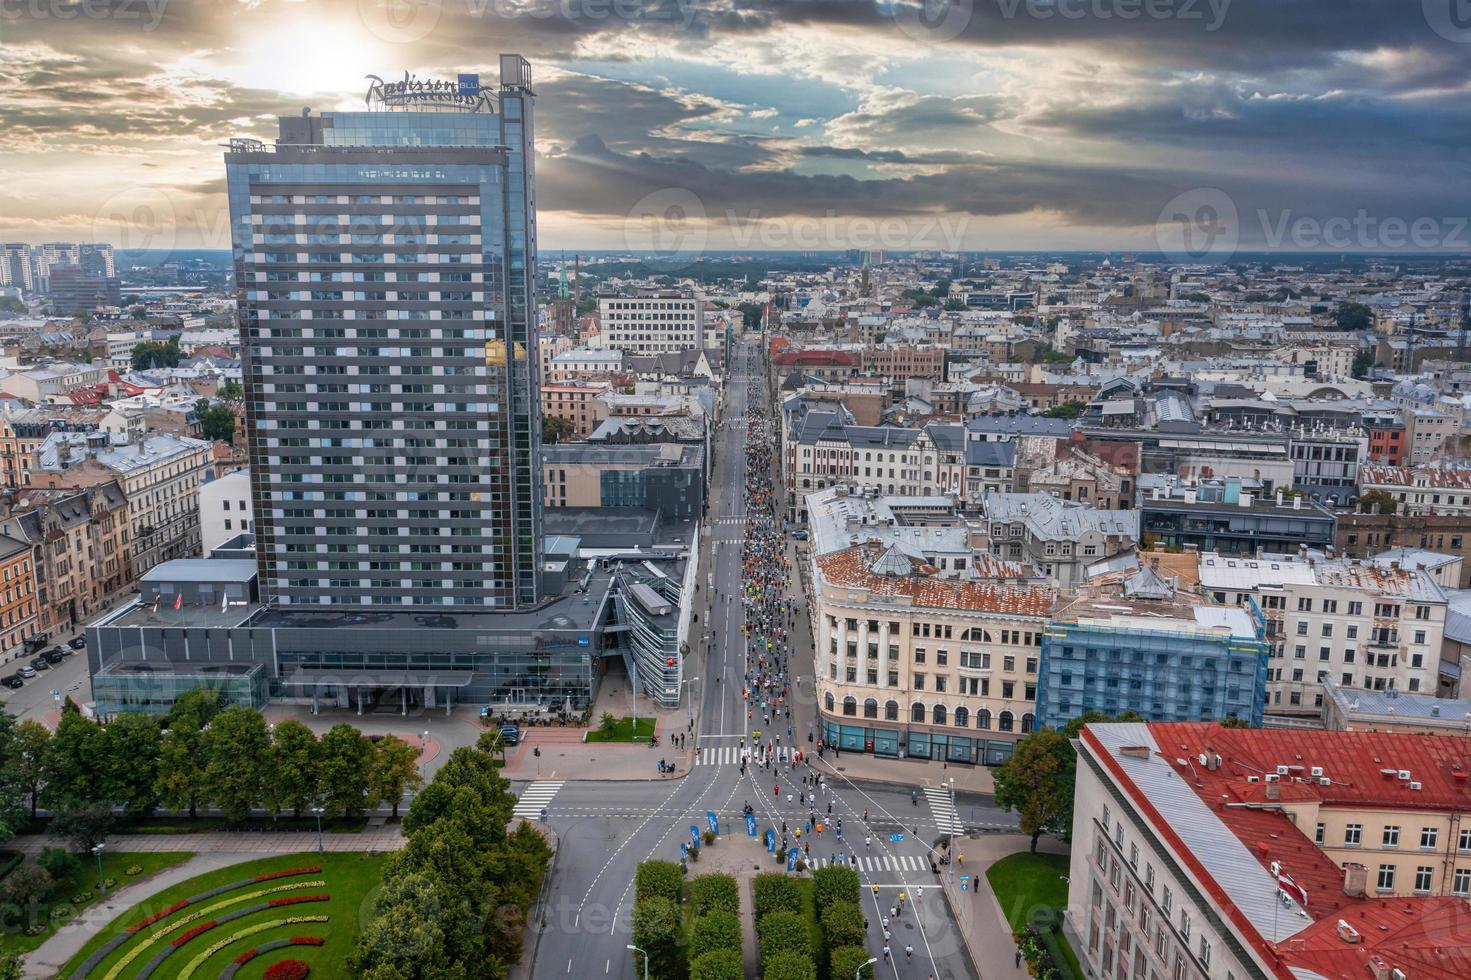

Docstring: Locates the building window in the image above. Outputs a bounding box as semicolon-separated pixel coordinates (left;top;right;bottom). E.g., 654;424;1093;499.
885;700;898;721
1376;865;1395;892
1345;824;1362;847
842;696;856;717
1415;866;1433;893
1454;869;1471;896
1383;826;1400;848
1421;827;1439;850
1315;823;1325;845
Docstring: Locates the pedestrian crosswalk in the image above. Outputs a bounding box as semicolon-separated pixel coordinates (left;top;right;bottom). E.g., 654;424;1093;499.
805;854;929;873
512;780;564;819
924;785;965;834
712;517;746;526
695;745;749;766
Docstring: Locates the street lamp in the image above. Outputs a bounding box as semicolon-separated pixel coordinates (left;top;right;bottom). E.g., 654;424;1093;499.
626;944;650;980
92;843;106;895
856;956;877;980
948;776;957;882
683;677;700;728
312;806;324;854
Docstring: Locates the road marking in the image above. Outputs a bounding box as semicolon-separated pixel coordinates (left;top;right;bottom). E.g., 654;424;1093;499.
512;780;564;818
923;786;965;834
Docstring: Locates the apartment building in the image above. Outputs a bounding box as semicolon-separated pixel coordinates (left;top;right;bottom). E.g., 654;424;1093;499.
198;467;250;554
979;492;1139;590
1198;552;1450;719
1069;722;1471;980
541;380;612;439
547;347;623;382
1406;408;1453;463
2;362;105;403
93;435;212;577
1025;447;1133;510
0;534;37;665
595;289;708;354
860;344;946;383
1358;461;1471;516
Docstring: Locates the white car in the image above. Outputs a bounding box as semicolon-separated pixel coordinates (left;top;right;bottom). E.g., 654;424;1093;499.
18;665;36;678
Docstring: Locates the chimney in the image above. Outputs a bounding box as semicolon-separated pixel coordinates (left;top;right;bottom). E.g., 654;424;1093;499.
1265;781;1281;801
1343;863;1368;898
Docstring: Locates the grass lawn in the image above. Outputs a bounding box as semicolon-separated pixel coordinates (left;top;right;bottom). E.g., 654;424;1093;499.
986;851;1085;980
60;851;387;980
0;852;192;957
585;716;658;742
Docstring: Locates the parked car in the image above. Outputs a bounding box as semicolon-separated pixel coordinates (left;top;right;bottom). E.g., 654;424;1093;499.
67;637;86;650
792;529;809;540
1;673;22;689
43;649;65;665
28;657;50;671
498;724;522;746
17;665;36;679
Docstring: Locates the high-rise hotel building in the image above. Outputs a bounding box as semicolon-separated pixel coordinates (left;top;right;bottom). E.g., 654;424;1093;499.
225;55;544;609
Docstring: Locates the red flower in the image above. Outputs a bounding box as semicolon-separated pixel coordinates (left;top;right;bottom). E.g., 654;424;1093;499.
263;958;310;980
254;867;321;882
129;899;189;933
170;920;218;947
235;950;260;965
268;894;330;907
289;937;326;946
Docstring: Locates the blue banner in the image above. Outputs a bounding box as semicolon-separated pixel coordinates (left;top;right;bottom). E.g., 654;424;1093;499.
680;841;687;856
690;825;700;846
706;810;719;835
786;847;798;871
746;813;758;837
766;829;777;852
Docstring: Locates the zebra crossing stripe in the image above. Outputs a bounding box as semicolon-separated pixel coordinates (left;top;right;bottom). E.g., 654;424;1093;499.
924;786;965;834
512;780;565;818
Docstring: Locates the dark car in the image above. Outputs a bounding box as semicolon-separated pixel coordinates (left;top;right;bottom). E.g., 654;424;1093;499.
498;724;522;746
29;657;50;671
43;649;65;664
67;637;86;650
1;674;22;689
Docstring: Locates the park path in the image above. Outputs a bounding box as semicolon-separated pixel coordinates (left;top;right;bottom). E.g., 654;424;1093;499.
23;853;247;979
7;827;406;857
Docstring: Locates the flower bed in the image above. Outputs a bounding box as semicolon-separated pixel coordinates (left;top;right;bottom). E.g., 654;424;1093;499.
171;921;219;948
173;916;328;980
253;867;321;883
263;960;309;980
268;894;330;908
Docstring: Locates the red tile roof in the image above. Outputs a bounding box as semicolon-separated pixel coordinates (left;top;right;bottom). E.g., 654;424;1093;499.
772;350;857;367
816;543;1055;616
1086;722;1471;980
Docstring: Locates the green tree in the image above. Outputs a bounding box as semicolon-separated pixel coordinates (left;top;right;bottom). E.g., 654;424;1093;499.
1358;489;1397;515
203;706;270;822
690;872;740;915
100;712;162;816
265;719;318;818
317;723;375;818
1334;302;1374;332
0;952;24;980
156;719;209;819
11;718;48;821
690;949;743;980
1351;348;1374;379
48;801;114;853
1041;400;1085;419
993;727;1067;853
0;713;32;842
1219;716;1250;729
830;946;875;980
762;951;817;980
36;846;78;879
0;296;25;315
690;910;742;959
0;863;52;906
631;897;683;980
131;339;182;371
348;869;468;980
218;378;243;400
372;734;424;818
541;414;575;445
194;399;237;443
40;710;106;812
635;860;685;905
943;297;967;311
819;901;866;949
758;910;809;962
167;687;221;730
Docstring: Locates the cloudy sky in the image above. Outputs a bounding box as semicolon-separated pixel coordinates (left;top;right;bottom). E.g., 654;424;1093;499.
3;0;1471;253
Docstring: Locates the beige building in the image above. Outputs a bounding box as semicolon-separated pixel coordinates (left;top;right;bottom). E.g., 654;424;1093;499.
810;538;1055;765
540;381;612;440
1359;461;1471;516
94;435;211;577
1070;721;1471;980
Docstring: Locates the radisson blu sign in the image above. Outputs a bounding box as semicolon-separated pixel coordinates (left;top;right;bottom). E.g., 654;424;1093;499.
365;72;494;112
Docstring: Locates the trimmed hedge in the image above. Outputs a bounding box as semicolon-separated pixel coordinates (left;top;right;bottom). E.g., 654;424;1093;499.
830;945;876;980
812;865;860;908
762;950;817;980
689;910;742;961
752;873;801;919
634;861;684;906
689;948;743;980
757;910;808;964
689;873;739;916
819;902;866;950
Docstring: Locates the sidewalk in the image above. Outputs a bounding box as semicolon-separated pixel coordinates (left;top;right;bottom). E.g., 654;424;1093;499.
6;826;406;856
941;833;1070;980
22;852;249;980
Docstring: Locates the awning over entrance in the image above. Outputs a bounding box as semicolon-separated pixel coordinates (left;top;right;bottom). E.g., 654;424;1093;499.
279;670;477;688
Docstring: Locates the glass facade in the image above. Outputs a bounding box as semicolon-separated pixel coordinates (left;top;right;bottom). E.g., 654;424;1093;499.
612;571;684;707
818;718;1016;766
223;56;543;611
93;661;267;718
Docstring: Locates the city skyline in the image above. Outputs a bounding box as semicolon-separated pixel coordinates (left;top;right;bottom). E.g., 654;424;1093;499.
4;1;1471;253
